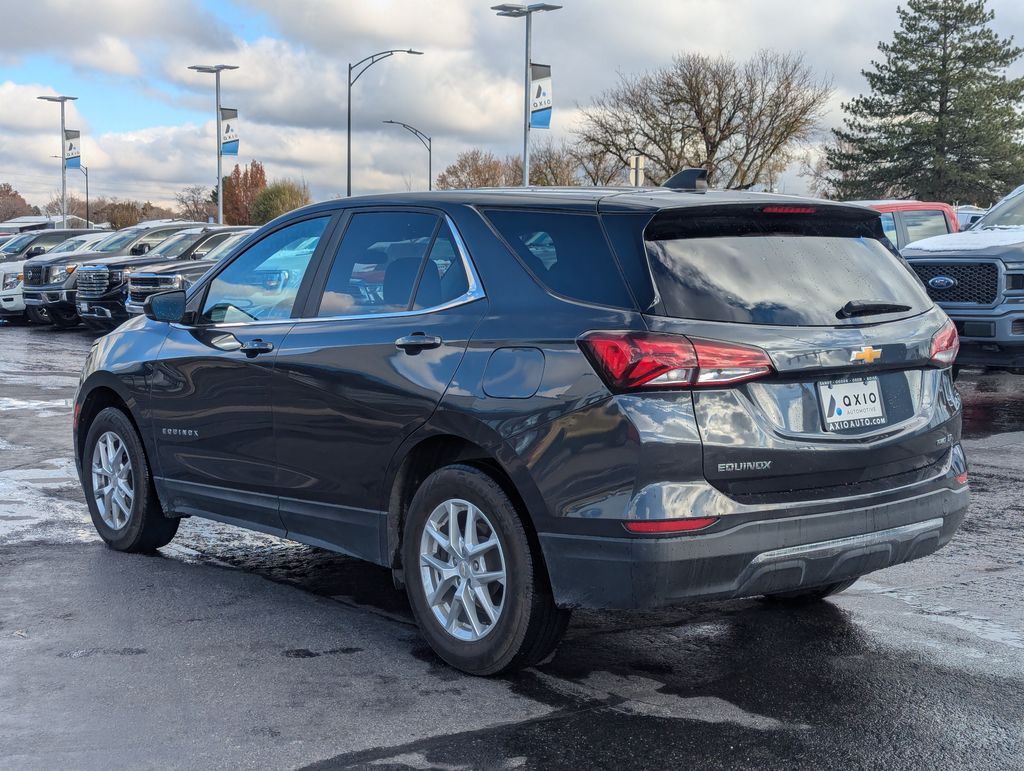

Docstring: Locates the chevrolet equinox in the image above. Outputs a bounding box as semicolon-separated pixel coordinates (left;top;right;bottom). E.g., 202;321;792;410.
73;185;968;675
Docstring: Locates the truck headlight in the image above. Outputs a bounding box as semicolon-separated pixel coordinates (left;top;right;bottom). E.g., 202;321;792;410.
2;273;21;291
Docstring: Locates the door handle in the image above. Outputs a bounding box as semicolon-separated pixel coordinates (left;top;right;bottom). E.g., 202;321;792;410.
395;333;443;352
239;338;275;358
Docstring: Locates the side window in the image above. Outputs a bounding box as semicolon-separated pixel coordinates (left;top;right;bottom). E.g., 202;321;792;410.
878;212;899;248
200;217;329;324
412;221;470;309
193;232;232;258
316;211;438;317
903;210;950;245
485;209;634;309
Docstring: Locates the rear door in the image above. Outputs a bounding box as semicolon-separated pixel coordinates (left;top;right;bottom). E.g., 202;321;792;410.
149;214;333;534
640;204;958;501
270;209;487;562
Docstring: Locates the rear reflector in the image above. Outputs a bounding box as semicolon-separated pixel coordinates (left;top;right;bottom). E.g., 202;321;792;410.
930;319;960;366
624;517;719;534
578;331;773;392
761;205;817;214
955;471;968;486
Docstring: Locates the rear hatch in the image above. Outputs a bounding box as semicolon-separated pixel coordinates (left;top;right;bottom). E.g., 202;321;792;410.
640;203;959;502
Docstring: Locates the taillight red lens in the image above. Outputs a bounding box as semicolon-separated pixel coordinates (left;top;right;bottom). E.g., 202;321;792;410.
624;517;719;534
930;319;959;366
578;331;773;392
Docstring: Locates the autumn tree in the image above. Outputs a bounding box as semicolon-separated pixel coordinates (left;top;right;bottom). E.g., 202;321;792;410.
43;191;88;220
251;180;312;225
827;0;1024;202
99;200;143;229
576;50;832;188
0;183;33;221
435;149;520;189
528;138;583;186
176;184;214;222
223;160;268;225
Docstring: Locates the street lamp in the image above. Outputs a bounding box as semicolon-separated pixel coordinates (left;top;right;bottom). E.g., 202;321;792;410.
36;95;78;228
347;48;423;197
188;64;238;224
492;3;561;187
383;120;432;191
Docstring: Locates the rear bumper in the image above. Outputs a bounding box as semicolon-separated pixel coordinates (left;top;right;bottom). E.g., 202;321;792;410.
540;482;968;610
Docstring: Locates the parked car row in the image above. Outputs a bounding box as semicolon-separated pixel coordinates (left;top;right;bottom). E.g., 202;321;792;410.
0;221;256;330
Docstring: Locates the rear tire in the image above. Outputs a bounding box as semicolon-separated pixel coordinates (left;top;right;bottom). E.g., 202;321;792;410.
761;578;858;604
402;464;569;675
82;407;178;552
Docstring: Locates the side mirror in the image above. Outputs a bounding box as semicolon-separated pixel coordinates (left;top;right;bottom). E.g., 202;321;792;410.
130;243;151;256
143;290;188;323
26;246;46;257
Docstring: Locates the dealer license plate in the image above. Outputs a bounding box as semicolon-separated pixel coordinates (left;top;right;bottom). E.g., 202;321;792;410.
818;377;886;431
77;302;89;312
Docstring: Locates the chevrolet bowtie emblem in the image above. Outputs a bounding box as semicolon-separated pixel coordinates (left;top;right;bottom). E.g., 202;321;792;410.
850;345;882;364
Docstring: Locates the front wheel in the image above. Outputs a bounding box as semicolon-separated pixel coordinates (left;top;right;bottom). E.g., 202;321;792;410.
402;464;569;675
83;407;178;552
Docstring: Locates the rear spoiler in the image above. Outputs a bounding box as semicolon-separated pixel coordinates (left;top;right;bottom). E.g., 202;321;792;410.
661;168;708;193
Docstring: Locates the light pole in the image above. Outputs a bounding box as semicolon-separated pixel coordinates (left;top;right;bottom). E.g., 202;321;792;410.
347;48;423;197
188;64;238;224
492;4;561;187
383;120;432;191
36;95;77;228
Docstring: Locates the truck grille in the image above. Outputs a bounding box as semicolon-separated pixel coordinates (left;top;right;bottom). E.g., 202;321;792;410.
911;262;998;304
24;265;44;286
128;275;178;304
77;268;111;298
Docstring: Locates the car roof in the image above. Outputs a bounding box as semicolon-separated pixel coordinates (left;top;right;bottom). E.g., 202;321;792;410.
292;187;865;216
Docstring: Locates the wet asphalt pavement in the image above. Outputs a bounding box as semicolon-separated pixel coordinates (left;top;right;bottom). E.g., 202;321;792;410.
0;323;1022;769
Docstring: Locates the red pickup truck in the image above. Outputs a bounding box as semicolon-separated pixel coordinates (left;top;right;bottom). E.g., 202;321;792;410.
852;200;960;249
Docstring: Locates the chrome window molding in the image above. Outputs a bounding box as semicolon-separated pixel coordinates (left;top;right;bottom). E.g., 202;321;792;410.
181;213;486;330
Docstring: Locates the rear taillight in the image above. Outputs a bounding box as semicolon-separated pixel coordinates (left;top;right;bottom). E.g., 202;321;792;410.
578;331;773;392
930;319;959;366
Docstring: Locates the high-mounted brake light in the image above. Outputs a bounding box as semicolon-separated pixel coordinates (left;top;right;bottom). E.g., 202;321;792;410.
930;319;959;366
578;331;773;392
624;517;719;534
761;205;817;214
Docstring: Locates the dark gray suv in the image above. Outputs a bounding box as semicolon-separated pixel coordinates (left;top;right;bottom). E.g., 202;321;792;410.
73;186;968;674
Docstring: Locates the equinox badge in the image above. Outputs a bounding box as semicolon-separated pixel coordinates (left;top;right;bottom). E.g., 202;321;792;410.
850;345;882;364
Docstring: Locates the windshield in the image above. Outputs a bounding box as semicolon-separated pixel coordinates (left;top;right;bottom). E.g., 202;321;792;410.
0;233;35;254
978;193;1024;229
202;231;252;262
93;229;140;252
148;231;203;258
644;209;933;327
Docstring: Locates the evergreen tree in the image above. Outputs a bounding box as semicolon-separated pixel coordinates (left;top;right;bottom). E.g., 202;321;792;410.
827;0;1024;204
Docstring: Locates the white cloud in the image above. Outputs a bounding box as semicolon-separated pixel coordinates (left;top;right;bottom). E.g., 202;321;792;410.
70;36;142;77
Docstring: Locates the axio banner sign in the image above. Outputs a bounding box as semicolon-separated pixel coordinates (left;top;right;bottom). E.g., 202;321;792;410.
220;108;239;156
530;63;552;129
64;129;81;169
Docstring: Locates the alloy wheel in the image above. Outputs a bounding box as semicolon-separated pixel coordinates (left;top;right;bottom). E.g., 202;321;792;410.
91;431;134;530
419;498;507;641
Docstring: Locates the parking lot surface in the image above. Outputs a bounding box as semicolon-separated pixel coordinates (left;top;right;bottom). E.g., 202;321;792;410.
1;323;1022;769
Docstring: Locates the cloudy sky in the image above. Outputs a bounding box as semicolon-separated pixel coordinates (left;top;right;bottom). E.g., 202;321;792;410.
2;0;1023;209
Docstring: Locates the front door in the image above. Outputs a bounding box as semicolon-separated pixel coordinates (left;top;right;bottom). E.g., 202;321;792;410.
149;214;333;534
271;210;487;562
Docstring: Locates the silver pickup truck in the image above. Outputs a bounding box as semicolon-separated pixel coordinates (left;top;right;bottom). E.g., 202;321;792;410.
903;189;1024;373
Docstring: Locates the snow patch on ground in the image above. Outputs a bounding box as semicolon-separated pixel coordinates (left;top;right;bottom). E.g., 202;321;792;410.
0;457;95;545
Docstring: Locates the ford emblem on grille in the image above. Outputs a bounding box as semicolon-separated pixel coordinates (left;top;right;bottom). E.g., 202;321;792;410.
928;275;958;290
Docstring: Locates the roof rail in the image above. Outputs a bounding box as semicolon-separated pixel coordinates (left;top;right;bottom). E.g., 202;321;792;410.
661;168;708;192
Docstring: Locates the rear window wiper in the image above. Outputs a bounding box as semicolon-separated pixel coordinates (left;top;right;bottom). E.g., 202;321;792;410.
837;299;912;319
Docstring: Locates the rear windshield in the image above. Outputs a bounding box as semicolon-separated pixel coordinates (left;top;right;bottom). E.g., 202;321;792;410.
644;208;932;326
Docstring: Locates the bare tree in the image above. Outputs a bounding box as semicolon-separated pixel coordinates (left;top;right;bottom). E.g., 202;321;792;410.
569;141;627;185
528;138;582;186
176;184;214;222
435;149;520;189
576;50;832;188
43;191;88;220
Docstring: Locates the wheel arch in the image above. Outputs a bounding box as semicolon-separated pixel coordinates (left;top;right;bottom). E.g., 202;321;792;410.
385;425;552;590
75;378;151;482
